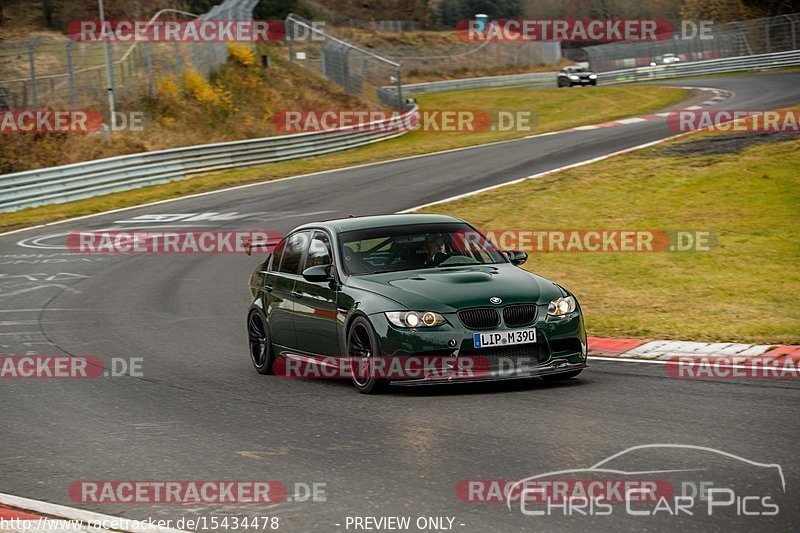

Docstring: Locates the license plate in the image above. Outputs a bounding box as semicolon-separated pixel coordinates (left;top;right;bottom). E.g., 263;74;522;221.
473;329;536;349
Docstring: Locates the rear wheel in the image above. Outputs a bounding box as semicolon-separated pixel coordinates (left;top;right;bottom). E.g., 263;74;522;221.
542;369;582;382
348;317;388;394
248;310;275;375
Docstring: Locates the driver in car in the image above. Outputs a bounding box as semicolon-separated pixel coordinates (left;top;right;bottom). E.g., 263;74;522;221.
421;235;449;267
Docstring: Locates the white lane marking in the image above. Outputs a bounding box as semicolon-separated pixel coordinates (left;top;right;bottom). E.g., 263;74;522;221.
616;117;647;124
685;105;703;110
572;125;599;130
655;112;672;117
0;492;187;532
588;355;783;371
397;88;748;214
0;128;587;238
398;133;692;213
0;309;87;313
0;86;712;239
0;320;51;326
279;210;336;219
0;285;82;298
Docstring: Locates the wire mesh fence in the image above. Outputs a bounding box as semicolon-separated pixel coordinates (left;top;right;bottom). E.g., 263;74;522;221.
371;41;561;78
285;14;404;109
582;13;800;72
0;0;259;112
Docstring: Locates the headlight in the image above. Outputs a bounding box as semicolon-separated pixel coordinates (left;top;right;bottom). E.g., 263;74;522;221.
589;74;597;79
386;311;447;328
569;75;579;80
547;296;577;317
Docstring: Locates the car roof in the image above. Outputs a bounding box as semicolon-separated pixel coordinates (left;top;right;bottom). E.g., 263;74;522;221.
294;213;466;234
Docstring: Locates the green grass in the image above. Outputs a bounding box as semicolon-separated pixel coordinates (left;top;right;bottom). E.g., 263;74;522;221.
0;85;686;232
421;130;800;344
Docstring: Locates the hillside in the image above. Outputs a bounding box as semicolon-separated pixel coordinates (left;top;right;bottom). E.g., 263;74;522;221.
0;44;374;173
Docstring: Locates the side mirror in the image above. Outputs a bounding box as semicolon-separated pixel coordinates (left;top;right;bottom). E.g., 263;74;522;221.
504;250;528;266
302;264;333;282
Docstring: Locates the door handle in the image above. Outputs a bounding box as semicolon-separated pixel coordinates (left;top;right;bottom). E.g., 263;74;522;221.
264;284;273;293
291;291;303;299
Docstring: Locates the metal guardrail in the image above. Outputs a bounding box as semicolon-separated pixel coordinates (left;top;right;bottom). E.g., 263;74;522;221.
395;49;800;96
0;106;418;212
397;71;556;96
2;49;798;213
597;49;800;84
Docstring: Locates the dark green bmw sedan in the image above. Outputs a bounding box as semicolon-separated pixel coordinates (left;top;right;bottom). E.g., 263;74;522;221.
247;214;587;393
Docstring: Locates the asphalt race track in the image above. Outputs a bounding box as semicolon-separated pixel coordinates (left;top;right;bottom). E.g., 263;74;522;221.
1;72;799;532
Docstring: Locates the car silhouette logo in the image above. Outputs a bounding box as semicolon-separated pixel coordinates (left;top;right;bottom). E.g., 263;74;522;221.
490;297;502;304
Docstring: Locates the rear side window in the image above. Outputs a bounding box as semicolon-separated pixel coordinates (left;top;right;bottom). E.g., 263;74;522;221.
278;232;310;274
269;239;286;271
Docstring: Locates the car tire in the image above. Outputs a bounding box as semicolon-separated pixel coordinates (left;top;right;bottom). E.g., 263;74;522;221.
248;309;275;375
348;316;389;394
542;369;583;382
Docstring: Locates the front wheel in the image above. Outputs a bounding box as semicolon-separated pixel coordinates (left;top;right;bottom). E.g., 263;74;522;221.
542;369;583;382
348;317;388;394
248;310;275;375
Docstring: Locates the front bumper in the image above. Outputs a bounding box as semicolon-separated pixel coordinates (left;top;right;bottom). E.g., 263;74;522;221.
391;359;587;386
368;307;587;385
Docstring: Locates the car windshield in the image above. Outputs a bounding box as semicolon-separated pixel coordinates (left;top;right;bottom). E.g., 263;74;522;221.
567;67;589;73
338;223;507;275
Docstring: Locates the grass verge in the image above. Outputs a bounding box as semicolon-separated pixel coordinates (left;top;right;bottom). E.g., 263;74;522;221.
0;85;686;233
421;126;800;344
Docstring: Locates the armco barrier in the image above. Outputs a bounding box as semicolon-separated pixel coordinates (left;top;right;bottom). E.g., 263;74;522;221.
399;72;556;95
391;49;800;97
2;49;798;212
0;106;418;212
596;49;800;84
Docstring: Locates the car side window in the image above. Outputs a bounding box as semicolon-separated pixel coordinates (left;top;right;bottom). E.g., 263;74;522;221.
278;231;310;274
268;238;286;271
304;232;332;270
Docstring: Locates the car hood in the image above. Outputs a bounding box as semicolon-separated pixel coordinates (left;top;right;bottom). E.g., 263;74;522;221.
345;264;564;313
